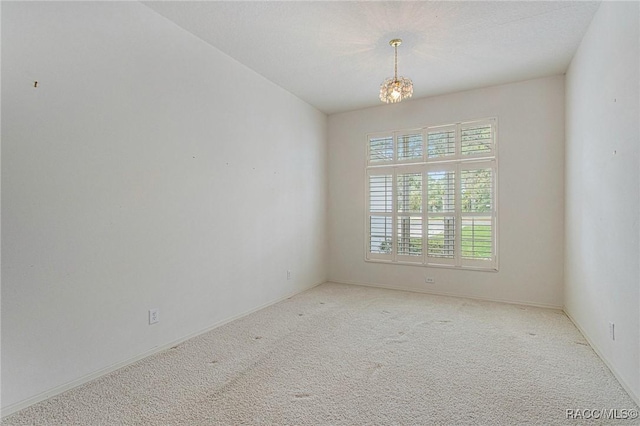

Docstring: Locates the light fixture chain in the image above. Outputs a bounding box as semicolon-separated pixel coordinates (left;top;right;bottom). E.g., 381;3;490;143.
394;44;398;81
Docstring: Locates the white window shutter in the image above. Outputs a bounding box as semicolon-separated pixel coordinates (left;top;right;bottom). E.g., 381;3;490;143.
365;118;497;270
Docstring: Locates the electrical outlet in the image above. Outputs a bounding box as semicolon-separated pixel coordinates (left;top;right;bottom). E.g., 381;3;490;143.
287;270;291;280
149;308;159;325
425;277;435;284
609;322;615;341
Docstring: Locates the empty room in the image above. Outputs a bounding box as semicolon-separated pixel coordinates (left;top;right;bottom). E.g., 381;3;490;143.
2;1;639;424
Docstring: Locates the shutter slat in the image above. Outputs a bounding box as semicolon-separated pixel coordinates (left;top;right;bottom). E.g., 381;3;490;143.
369;216;393;254
369;136;393;163
427;128;456;158
369;175;393;213
397;216;423;256
461;124;493;156
397;173;422;213
461;168;492;213
427;216;456;258
427;170;455;213
461;216;492;260
397;133;423;161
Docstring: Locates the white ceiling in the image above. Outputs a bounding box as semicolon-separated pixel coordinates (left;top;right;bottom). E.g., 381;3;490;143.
142;1;600;115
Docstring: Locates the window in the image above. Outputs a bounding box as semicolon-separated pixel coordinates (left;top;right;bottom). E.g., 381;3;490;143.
366;119;497;270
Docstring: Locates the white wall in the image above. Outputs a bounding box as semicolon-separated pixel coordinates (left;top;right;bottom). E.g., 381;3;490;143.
1;2;327;411
565;2;639;403
328;76;565;308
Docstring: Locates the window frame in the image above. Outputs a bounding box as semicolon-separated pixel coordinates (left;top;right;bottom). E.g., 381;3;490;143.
364;118;499;272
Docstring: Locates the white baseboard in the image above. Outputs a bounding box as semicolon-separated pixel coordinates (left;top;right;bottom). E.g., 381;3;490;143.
563;308;640;407
329;279;563;310
1;279;324;419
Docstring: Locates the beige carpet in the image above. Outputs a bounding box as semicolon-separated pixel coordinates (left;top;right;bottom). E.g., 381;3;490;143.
3;283;638;425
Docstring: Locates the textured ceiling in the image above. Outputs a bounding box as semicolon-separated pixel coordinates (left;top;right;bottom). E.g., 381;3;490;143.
142;1;600;115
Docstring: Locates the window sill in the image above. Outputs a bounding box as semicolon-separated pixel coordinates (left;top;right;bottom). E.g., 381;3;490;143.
364;258;499;272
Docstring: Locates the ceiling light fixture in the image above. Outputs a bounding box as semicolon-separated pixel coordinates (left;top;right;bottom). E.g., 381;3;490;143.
380;39;413;104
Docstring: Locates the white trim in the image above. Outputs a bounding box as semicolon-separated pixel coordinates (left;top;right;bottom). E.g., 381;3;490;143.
329;279;562;309
1;279;325;419
363;258;497;272
365;155;496;170
563;309;640;406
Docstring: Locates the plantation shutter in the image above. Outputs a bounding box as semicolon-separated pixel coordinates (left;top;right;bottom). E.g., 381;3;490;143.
426;167;456;266
396;170;423;261
427;125;456;159
459;162;495;268
461;121;494;157
367;172;393;260
365;118;497;270
368;134;393;164
396;132;423;162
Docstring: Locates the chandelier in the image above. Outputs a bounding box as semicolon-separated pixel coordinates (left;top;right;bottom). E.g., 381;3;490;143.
379;39;413;103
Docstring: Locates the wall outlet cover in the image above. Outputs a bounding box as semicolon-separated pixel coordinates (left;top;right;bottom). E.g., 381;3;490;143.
149;308;159;325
